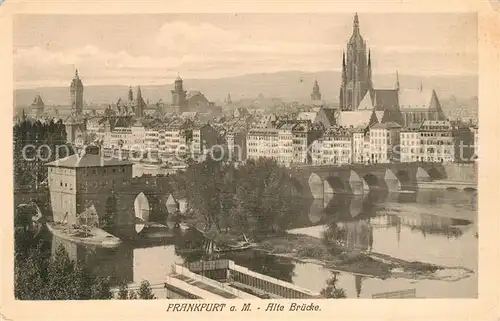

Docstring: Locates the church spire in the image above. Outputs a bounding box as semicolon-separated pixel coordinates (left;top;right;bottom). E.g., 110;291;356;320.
341;52;347;84
311;80;322;100
395;70;400;91
367;49;372;89
419;80;423;91
128;86;134;101
137;85;143;99
75;68;79;78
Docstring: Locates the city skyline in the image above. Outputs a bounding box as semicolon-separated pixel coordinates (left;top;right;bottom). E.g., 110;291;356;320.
14;13;478;89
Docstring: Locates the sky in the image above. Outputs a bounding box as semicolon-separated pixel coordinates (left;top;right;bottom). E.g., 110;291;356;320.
13;13;478;88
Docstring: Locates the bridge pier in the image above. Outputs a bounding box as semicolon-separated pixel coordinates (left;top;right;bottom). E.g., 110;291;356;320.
308;173;324;199
348;170;364;195
348;181;364;195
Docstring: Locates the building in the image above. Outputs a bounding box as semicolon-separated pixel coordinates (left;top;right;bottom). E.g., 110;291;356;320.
276;122;294;166
186;91;212;113
311;80;322;100
246;128;279;161
70;69;84;116
419;120;454;163
292;121;318;164
46;145;133;230
312;127;353;165
399;123;421;162
339;13;372;111
339;109;381;130
398;86;446;127
352;129;368;164
64;114;86;144
471;126;478;161
297;107;337;128
145;126;160;156
357;75;445;128
226;127;247;162
115;86;147;117
256;113;278;128
369;122;401;163
192;123;219;161
161;119;192;157
451;122;474;163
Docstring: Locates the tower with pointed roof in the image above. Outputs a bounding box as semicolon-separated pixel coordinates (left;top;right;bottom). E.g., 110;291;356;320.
311;80;322;100
171;75;187;113
395;71;400;91
340;13;372;111
225;93;233;105
128;86;134;102
70;69;84;116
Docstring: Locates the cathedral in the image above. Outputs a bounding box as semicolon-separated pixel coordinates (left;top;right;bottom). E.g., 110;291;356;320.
115;86;147;117
339;14;445;128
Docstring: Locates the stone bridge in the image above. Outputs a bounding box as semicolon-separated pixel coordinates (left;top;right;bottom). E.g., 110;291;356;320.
97;175;182;237
288;162;477;199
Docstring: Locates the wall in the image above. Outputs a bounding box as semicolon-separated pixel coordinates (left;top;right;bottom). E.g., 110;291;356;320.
442;163;477;182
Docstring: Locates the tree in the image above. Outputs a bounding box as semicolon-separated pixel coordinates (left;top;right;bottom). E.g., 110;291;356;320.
320;272;347;298
177;157;300;236
14;232;113;300
137;280;156;299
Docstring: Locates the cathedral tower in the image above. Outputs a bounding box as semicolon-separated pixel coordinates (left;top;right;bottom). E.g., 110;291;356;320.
70;69;84;116
311;80;322;100
339;13;372;111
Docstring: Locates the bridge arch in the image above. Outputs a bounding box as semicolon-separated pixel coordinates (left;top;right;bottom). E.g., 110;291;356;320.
396;170;412;191
287;177;304;197
362;173;385;191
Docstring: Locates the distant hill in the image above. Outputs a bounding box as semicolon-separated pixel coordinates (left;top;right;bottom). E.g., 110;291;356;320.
14;70;477;109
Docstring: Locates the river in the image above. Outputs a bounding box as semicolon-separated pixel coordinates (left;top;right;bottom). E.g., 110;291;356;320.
50;189;477;299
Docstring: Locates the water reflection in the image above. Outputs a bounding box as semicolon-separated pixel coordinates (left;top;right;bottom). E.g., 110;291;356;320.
289;189;477;298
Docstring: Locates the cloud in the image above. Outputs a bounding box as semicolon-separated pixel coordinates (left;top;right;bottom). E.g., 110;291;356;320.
155;21;241;53
13;20;477;87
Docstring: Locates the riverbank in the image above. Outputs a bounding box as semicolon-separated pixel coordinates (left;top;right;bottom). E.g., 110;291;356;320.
47;222;122;248
256;233;473;282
